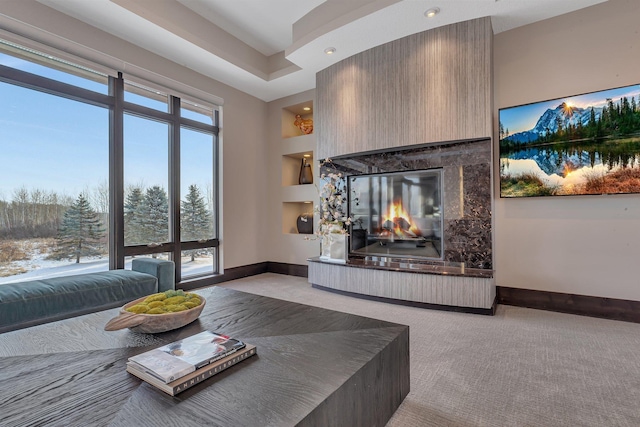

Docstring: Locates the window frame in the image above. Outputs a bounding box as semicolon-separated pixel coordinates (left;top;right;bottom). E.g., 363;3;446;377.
0;55;220;286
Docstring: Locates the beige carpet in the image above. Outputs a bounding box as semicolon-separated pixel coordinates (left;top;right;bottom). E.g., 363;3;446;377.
219;273;640;427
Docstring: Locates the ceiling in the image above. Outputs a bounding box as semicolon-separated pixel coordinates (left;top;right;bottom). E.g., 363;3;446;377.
35;0;607;102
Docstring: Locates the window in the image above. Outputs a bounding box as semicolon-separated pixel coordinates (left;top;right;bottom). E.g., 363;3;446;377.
124;81;168;112
180;127;216;278
0;64;109;283
123;115;170;246
0;40;219;285
0;40;108;93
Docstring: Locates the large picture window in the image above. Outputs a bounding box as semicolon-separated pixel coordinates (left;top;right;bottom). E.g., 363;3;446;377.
0;41;220;286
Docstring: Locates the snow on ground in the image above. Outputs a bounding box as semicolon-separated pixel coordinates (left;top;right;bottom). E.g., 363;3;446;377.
0;250;214;285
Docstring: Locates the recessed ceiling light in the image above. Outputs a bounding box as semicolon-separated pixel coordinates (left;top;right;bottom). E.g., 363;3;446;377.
424;7;440;18
303;154;311;157
324;47;336;55
303;107;311;111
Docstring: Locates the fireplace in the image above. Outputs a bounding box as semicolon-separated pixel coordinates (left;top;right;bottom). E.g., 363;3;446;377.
321;138;492;270
348;169;443;260
311;138;494;314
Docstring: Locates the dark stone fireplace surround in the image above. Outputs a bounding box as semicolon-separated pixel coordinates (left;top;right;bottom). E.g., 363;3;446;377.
320;138;493;277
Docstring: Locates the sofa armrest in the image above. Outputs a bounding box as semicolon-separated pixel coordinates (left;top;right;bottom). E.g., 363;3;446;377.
131;258;175;292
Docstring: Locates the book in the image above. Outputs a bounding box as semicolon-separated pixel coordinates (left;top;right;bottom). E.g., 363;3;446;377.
127;344;257;396
127;330;246;383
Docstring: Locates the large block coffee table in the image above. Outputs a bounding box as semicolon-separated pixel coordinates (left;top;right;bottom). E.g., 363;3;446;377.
0;286;409;426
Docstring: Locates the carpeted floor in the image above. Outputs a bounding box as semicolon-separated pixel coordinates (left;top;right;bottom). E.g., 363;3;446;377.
219;273;640;427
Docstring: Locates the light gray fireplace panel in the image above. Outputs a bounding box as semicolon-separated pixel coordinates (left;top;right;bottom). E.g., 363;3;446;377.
308;261;495;309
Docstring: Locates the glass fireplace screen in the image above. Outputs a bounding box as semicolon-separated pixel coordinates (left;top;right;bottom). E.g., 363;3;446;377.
348;169;443;259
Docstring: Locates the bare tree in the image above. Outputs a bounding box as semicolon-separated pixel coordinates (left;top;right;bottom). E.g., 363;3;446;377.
91;180;110;240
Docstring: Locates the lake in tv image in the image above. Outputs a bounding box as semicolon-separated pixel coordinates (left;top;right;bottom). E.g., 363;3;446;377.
498;83;640;197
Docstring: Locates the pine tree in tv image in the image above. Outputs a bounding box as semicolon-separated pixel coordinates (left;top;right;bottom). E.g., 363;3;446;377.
499;83;640;197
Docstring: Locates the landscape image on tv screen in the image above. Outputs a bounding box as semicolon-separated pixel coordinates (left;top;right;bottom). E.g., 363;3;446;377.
499;83;640;197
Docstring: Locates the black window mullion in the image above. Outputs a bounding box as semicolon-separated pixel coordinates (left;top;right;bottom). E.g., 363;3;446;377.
123;101;174;122
181;240;219;251
109;73;125;269
180;116;219;133
124;243;175;257
0;64;111;108
212;109;220;273
170;96;181;283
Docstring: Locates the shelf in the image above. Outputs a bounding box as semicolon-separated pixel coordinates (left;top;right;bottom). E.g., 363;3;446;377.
282;101;313;139
281;184;316;203
282;133;314;156
282;202;315;234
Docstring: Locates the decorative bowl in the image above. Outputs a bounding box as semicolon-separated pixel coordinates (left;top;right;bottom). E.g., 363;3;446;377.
104;294;206;334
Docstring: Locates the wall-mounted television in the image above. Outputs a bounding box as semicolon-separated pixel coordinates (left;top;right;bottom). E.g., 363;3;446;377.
498;83;640;197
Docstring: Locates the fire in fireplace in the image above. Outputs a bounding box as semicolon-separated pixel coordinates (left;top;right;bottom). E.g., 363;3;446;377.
348;169;443;260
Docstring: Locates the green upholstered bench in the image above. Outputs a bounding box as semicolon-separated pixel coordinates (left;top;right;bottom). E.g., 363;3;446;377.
0;258;175;334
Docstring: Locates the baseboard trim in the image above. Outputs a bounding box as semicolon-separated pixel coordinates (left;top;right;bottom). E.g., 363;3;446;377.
266;262;308;277
497;286;640;324
181;262;308;290
181;262;268;290
312;284;497;315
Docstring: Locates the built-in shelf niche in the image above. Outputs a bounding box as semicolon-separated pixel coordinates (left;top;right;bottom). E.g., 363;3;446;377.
282;152;314;187
282;201;314;234
282;101;313;139
279;96;316;239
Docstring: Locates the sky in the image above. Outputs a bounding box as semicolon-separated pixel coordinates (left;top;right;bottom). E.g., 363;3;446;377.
0;52;214;205
499;84;640;135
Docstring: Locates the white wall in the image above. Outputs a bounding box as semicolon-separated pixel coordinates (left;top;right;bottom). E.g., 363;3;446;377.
493;0;640;300
0;0;270;270
219;93;269;269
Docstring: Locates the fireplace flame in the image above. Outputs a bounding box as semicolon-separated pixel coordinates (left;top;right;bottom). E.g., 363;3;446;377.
381;200;421;239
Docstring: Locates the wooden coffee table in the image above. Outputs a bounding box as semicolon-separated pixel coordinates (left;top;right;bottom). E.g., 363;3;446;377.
0;286;409;426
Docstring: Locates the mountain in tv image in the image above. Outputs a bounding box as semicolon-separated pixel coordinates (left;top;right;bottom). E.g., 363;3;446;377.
498;84;640;198
505;102;603;145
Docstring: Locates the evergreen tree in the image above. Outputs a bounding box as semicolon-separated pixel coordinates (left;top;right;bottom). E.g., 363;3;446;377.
138;186;169;247
622;96;631;115
607;98;618;133
600;104;609;136
566;123;574;140
575;119;583;139
181;184;211;261
52;193;105;263
588;107;597;138
124;186;145;245
554;116;564;140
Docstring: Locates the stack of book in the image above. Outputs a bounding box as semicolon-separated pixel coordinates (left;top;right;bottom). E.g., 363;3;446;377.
126;330;257;396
